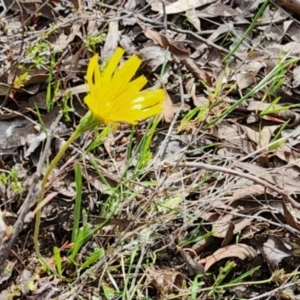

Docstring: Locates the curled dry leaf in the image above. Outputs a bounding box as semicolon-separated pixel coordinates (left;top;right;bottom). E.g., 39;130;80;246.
144;28;190;59
211;210;257;238
179;248;204;275
262;236;292;271
221;222;235;247
162;88;174;123
147;268;184;294
181;58;210;83
199;244;257;272
282;200;300;230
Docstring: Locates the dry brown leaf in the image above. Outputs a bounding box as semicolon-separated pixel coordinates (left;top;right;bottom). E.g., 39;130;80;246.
242;125;259;144
268;41;300;56
273;170;300;195
200;244;257;272
246;100;300;123
283;20;300;43
262;236;292;271
179;248;204;275
138;46;172;71
293;65;300;87
185;77;194;95
235;162;276;184
234;61;264;90
235;161;300;194
55;84;87;100
275;143;300;168
0;107;61;154
257;125;280;167
276;0;300;15
282;200;300;230
71;0;83;10
231;185;266;202
185;77;207;107
266;199;300;227
81;170;116;195
101;21;121;62
213;216;252;239
197;3;238;17
149;0;216;14
244;120;289;166
144;28;190;59
209;208;266;239
53;22;82;51
3;0;60;20
221;222;235;247
185;9;201;32
211;213;234;238
212;122;256;155
162;88;174;123
147;268;184;294
173;102;191;114
208;24;231;43
181;58;210;82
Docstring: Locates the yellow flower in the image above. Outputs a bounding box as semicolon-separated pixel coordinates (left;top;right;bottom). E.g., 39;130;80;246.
84;48;165;125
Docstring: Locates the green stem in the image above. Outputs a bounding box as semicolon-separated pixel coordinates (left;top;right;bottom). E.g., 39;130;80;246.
34;126;81;269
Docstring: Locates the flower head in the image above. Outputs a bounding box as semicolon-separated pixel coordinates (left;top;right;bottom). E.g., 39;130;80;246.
84;48;165;126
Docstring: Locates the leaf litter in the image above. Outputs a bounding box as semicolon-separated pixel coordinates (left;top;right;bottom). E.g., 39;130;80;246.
1;0;300;299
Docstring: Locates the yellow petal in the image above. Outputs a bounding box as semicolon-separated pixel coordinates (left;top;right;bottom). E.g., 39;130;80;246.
86;55;101;96
112;55;142;90
132;90;165;107
102;48;124;83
